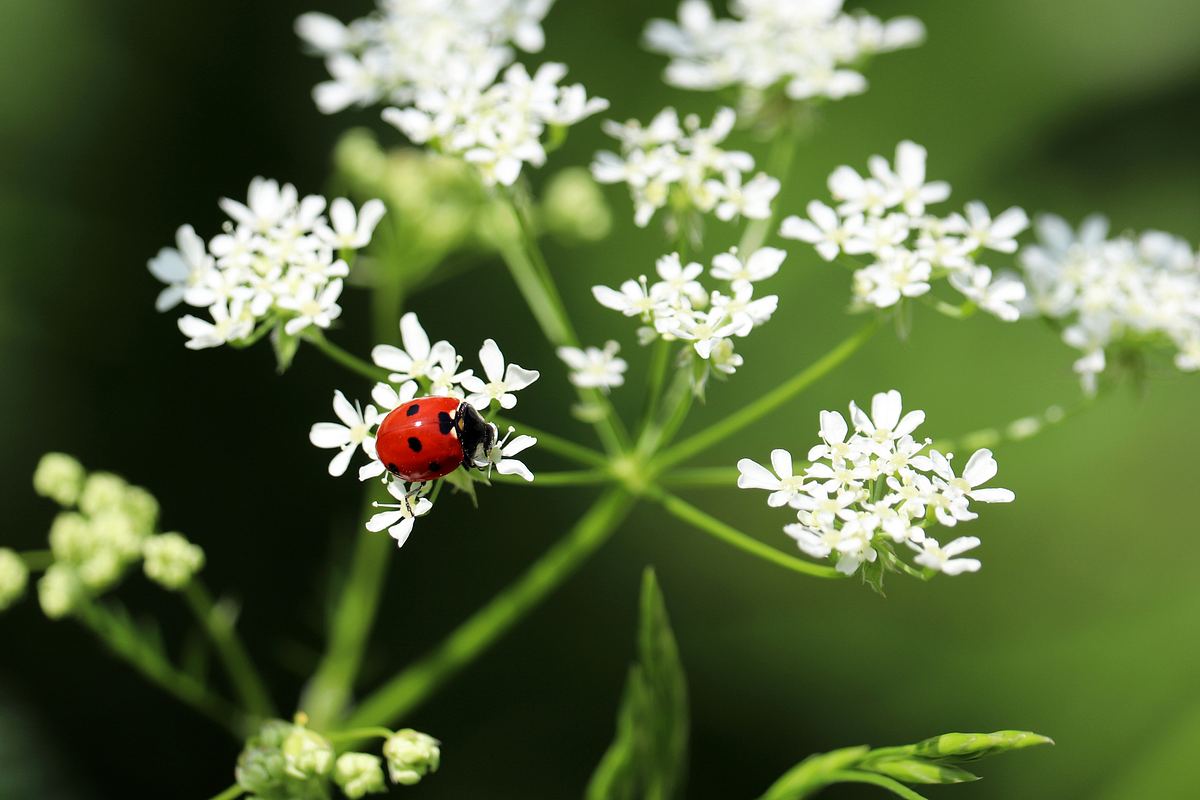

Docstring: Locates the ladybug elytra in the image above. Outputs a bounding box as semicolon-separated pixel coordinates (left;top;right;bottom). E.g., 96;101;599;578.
375;396;495;483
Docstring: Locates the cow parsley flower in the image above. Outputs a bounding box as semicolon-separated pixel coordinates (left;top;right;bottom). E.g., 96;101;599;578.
151;178;384;354
367;481;434;548
557;341;627;390
592;248;782;386
1018;214;1200;390
781;141;1030;322
476;426;537;482
737;389;1013;584
309;391;381;477
592;107;778;228
644;1;924;110
460;339;541;410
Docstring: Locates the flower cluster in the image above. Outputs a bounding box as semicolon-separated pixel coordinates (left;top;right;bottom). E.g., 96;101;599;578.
149;178;384;353
592;107;780;228
644;0;924;105
383;61;609;187
781;141;1030;321
1019;214;1200;390
297;0;554;114
20;454;205;620
738;390;1014;581
235;718;439;799
309;313;540;547
593;248;784;383
557;341;628;392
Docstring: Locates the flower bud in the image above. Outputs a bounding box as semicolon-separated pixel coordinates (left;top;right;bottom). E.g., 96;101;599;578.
0;549;29;611
121;485;160;534
143;533;205;590
78;549;123;592
33;453;85;506
334;752;387;798
911;730;1054;761
282;726;335;780
383;729;440;785
38;564;82;619
90;509;143;561
49;512;93;563
78;472;128;516
866;757;978;784
542;167;611;242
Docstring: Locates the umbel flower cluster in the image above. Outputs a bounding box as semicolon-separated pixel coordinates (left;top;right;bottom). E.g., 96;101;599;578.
738;390;1014;582
1019;214;1200;390
592;107;780;228
235;717;440;799
593;247;785;384
4;454;205;619
299;0;607;188
644;0;925;104
149;177;385;352
781;140;1030;321
309;313;540;547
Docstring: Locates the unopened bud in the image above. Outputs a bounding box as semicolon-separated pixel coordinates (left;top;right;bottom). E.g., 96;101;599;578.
0;550;29;611
383;729;440;786
143;533;205;590
33;453;85;506
334;752;387;798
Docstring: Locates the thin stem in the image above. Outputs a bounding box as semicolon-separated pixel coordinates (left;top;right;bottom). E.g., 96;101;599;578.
637;366;694;459
75;598;249;736
654;320;878;471
207;784;244;800
343;488;635;731
326;726;394;743
738;123;803;255
20;550;53;570
300;482;393;729
647;488;841;580
488;469;611;487
658;466;741;488
930;393;1097;455
638;339;672;437
824;771;929;800
183;582;277;719
305;332;390;383
492;415;608;469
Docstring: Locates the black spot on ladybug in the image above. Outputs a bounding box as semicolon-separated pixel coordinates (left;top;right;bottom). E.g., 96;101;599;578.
437;411;454;435
406;403;420;416
387;463;399;474
407;437;423;453
428;461;441;472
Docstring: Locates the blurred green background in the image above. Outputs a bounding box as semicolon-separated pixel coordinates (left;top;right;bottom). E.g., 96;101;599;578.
2;0;1199;797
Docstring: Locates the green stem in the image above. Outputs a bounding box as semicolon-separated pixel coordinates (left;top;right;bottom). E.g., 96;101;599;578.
19;549;53;570
737;123;803;255
930;393;1097;455
492;415;608;469
326;726;394;743
183;582;277;719
647;488;841;580
658;466;741;487
653;320;878;471
75;598;249;736
343;488;635;730
305;332;391;383
637;366;694;459
823;771;929;800
207;784;244;800
488;469;611;487
300;482;393;729
638;339;672;437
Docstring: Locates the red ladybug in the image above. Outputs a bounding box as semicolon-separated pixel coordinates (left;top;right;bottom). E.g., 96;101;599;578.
375;396;495;483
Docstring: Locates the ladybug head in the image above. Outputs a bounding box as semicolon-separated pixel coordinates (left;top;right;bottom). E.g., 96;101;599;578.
455;401;495;468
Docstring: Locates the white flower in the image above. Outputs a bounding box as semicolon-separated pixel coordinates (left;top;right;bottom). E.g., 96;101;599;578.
869;141;950;216
371;312;455;383
316;198;386;249
557;341;627;390
780;202;863;262
592;276;666;319
853;251;932;308
309;390;381;477
737;449;809;508
461;338;540;410
957;202;1030;254
710;171;780;221
910;536;982;576
911;448;1014;525
653;253;707;306
177;298;254;350
278;278;344;335
949;267;1027;322
148;224;213;311
709;247;785;287
849;389;925;447
366;481;433;547
478;425;537;481
670;308;746;359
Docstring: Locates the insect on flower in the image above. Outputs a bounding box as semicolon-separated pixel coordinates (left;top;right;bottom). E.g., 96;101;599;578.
374;396;497;485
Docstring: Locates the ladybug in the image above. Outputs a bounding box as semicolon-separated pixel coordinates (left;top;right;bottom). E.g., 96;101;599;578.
375;396;495;484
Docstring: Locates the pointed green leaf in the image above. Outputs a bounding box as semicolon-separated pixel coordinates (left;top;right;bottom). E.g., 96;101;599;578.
585;568;689;800
864;757;979;785
270;324;301;374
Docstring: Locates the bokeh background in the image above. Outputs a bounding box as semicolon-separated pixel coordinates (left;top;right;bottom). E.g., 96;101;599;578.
3;0;1199;797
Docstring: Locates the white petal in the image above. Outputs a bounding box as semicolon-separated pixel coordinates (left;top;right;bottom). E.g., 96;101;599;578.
310;422;351;449
478;338;505;381
389;518;416;547
503;364;540;391
970;488;1014;504
769;449;793;479
961;449;998;487
328;445;356;477
400;312;431;360
366;509;406;533
737;458;780;490
501;434;537;457
332;390;359;427
497;458;534;482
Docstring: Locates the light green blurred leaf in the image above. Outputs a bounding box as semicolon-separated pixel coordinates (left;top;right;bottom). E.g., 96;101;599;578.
586;568;688;800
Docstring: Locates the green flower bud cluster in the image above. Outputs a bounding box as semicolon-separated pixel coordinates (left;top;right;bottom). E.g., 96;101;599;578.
25;453;205;618
382;729;441;786
0;549;29;611
541;167;612;243
236;719;438;799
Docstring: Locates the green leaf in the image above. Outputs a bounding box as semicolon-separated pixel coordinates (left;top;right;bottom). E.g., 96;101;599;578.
861;556;886;596
441;466;479;508
270;323;301;374
585;568;689;800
